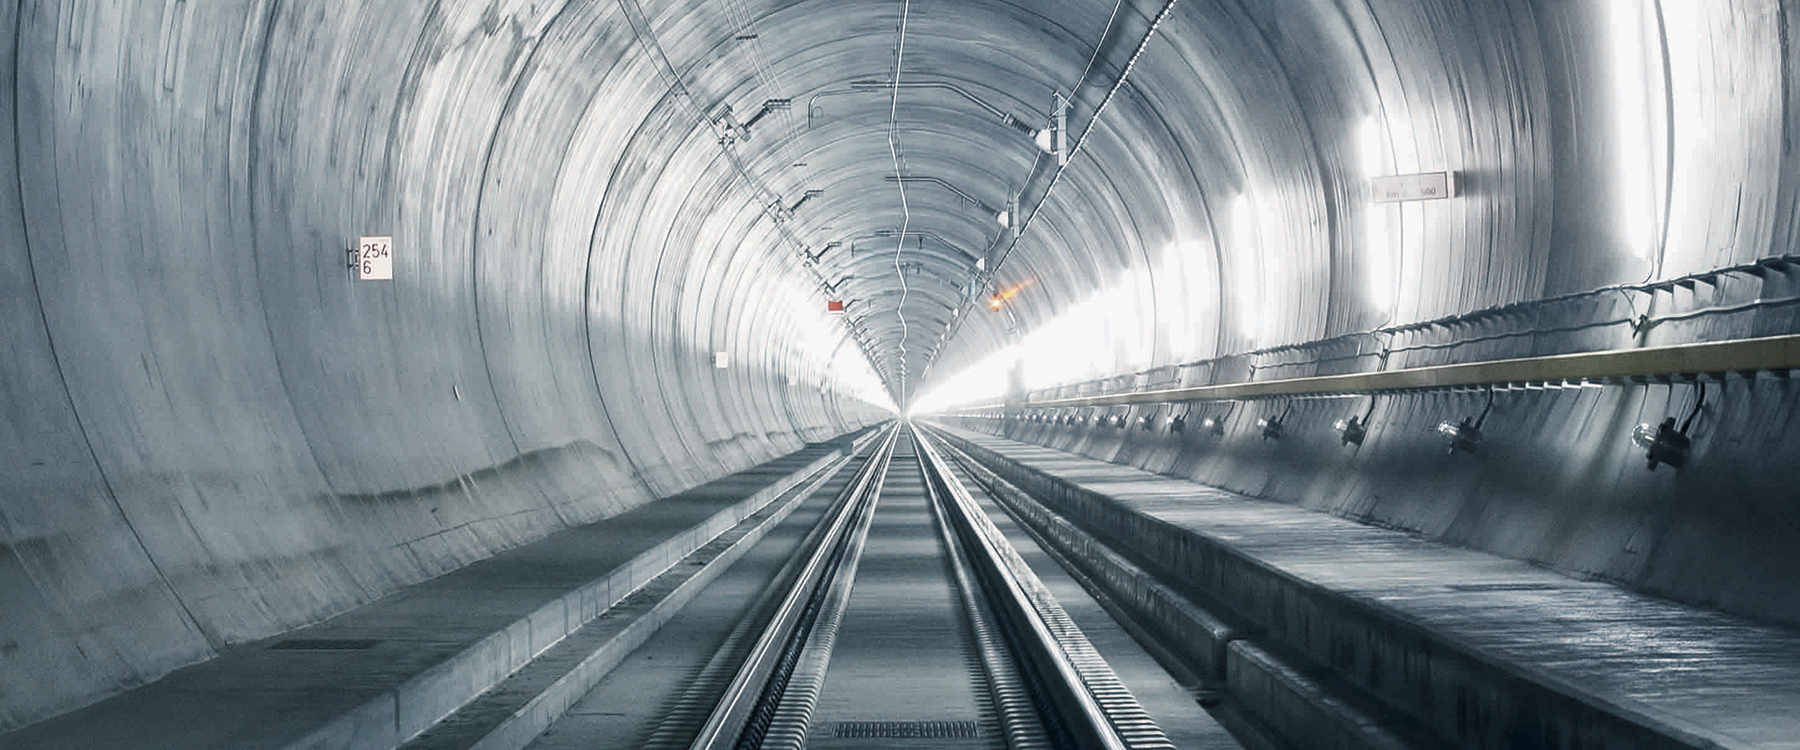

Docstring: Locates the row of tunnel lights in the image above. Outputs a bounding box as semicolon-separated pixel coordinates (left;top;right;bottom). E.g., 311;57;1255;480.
957;385;1703;471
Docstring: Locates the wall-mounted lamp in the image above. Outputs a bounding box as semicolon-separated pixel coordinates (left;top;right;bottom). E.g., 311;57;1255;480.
1334;397;1376;446
1200;415;1226;436
1633;382;1704;470
1169;414;1187;434
1257;404;1292;441
1437;389;1494;455
1140;412;1156;431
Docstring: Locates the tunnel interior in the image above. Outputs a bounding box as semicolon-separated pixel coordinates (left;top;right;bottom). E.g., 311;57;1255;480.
4;0;1800;734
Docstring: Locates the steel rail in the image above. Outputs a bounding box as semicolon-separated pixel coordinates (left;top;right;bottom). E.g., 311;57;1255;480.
687;424;899;750
912;426;1131;750
952;333;1800;411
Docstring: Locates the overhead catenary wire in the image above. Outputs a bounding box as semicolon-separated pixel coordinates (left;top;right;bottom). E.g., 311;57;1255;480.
617;0;885;380
923;0;1180;388
889;0;914;399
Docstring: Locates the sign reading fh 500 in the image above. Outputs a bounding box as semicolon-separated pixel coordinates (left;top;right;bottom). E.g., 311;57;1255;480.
358;236;392;280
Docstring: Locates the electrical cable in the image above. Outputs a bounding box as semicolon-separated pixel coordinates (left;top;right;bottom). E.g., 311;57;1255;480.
889;0;914;398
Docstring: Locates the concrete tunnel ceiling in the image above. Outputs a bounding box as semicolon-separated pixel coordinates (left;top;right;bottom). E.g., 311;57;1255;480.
9;0;1797;733
362;0;1676;408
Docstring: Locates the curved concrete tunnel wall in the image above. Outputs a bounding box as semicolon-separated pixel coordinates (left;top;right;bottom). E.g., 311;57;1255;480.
0;0;894;730
4;0;1800;735
936;0;1800;640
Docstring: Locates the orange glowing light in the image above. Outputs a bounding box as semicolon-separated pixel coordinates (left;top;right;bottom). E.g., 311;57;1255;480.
987;280;1030;310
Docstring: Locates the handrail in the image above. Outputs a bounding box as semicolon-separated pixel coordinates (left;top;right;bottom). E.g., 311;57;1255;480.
912;426;1130;750
951;333;1800;411
963;255;1800;410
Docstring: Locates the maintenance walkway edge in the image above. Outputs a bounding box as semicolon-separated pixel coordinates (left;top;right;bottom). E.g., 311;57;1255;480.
0;429;880;750
926;422;1800;750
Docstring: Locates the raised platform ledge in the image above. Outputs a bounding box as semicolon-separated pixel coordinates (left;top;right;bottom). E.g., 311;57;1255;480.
926;422;1800;750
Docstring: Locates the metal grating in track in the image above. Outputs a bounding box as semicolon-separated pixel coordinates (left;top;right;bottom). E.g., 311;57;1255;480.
833;720;982;739
267;638;379;651
1446;582;1564;592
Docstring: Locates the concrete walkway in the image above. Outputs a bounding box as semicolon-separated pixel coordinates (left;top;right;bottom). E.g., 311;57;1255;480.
933;423;1800;750
0;436;867;750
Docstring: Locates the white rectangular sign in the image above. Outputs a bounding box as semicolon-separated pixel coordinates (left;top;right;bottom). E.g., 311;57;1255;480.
357;236;392;280
714;352;730;369
1369;171;1456;203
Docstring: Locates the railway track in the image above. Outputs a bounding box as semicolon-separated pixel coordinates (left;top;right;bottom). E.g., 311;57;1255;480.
629;423;1176;750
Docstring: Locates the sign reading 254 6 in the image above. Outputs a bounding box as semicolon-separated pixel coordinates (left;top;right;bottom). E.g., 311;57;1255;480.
358;236;393;281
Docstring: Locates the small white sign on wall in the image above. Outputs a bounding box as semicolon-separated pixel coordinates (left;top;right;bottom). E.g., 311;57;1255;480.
1369;171;1456;203
357;236;392;280
714;352;730;369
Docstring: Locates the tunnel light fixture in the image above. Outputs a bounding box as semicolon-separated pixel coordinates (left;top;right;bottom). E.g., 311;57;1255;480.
1169;414;1186;434
1439;389;1494;455
1633;382;1705;470
1140;412;1155;431
1437;418;1482;455
1200;415;1226;436
714;352;730;369
1258;404;1293;441
1335;396;1377;447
